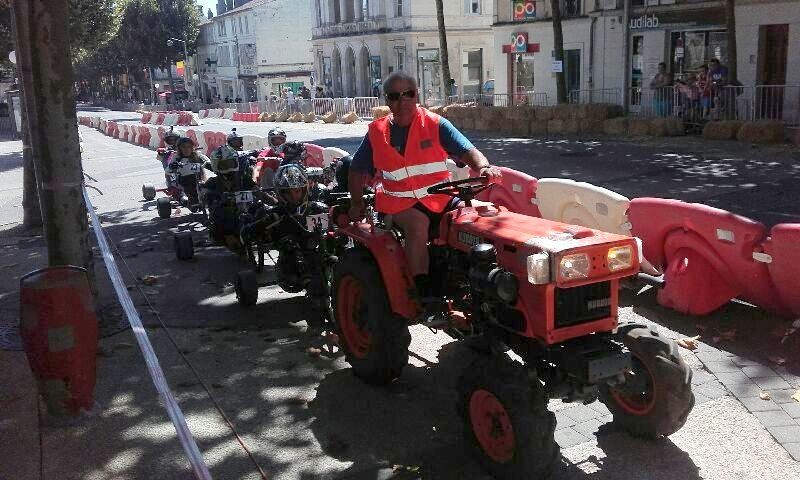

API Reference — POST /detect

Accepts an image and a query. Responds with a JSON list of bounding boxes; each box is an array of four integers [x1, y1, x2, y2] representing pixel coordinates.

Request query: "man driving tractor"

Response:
[[347, 71, 502, 309]]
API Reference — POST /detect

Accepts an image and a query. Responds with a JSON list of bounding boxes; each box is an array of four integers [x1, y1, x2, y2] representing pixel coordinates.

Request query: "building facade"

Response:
[[310, 0, 495, 104], [492, 0, 800, 108], [197, 0, 314, 103]]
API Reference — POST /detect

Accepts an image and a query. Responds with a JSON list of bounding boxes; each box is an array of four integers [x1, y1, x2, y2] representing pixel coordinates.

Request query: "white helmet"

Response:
[[274, 163, 309, 208]]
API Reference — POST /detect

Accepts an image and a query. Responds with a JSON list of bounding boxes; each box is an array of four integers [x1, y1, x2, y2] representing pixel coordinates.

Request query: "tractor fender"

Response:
[[338, 223, 418, 320]]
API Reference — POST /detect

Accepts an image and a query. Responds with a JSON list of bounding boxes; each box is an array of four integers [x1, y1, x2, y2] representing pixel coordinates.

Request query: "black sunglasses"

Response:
[[386, 89, 417, 102]]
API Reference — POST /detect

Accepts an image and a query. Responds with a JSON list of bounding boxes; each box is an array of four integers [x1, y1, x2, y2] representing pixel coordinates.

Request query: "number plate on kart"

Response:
[[306, 214, 329, 231], [234, 191, 254, 204], [457, 231, 482, 247], [179, 163, 201, 175]]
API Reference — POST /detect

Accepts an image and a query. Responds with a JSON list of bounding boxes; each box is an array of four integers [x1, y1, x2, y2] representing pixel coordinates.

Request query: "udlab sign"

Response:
[[630, 15, 659, 30]]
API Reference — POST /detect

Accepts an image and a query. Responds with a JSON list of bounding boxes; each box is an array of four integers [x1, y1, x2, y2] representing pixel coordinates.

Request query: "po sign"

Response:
[[512, 32, 528, 53]]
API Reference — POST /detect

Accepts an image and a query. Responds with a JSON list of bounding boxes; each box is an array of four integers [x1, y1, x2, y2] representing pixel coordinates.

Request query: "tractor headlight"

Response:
[[607, 246, 634, 272], [559, 253, 590, 280], [526, 252, 550, 284]]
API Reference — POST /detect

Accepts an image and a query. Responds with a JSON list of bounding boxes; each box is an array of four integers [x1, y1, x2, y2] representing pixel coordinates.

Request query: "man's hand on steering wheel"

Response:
[[478, 165, 502, 181]]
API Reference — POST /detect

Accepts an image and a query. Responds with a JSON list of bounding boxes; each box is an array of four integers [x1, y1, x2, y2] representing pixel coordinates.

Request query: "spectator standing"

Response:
[[649, 62, 673, 117], [315, 86, 325, 98], [697, 65, 711, 117]]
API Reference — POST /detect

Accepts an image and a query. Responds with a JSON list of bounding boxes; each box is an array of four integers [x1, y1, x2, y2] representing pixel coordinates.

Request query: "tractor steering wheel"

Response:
[[426, 176, 494, 207]]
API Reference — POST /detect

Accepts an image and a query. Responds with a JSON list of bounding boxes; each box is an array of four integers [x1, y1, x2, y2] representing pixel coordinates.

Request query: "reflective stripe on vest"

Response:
[[368, 106, 452, 214]]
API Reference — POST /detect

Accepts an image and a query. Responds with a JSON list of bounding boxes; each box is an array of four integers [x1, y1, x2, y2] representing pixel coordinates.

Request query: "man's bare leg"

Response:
[[392, 207, 430, 277]]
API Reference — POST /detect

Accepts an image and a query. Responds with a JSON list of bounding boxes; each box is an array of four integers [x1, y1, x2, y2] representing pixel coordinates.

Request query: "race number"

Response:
[[179, 163, 201, 176], [234, 191, 254, 204], [306, 214, 329, 231]]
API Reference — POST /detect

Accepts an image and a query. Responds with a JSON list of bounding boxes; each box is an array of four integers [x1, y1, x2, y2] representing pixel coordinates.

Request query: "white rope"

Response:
[[83, 188, 212, 480]]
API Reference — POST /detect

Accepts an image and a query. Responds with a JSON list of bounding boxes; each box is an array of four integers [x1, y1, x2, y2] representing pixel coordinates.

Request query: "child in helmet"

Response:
[[254, 127, 288, 188], [204, 137, 256, 247], [157, 126, 180, 168], [165, 137, 209, 209]]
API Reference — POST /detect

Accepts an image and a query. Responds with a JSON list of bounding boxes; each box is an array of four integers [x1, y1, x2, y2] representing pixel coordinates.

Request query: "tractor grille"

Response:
[[554, 282, 612, 329]]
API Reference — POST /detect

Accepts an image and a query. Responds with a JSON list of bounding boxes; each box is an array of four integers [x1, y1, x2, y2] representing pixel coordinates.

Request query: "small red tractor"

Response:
[[331, 177, 694, 479]]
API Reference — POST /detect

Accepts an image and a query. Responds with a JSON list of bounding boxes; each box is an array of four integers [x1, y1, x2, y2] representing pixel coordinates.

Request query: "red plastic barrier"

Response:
[[203, 130, 226, 156], [157, 127, 167, 148], [155, 113, 166, 125], [763, 224, 800, 317], [142, 112, 153, 124], [628, 198, 787, 316], [232, 112, 240, 121], [249, 102, 260, 114], [186, 129, 199, 149], [472, 166, 541, 218], [304, 143, 325, 168], [19, 266, 98, 415], [139, 126, 150, 146]]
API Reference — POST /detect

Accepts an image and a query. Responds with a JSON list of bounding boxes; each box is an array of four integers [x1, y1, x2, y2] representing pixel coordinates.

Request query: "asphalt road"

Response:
[[1, 110, 799, 479]]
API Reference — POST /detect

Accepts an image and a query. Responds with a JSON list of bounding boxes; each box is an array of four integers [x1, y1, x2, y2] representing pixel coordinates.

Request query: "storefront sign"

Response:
[[551, 60, 563, 73], [512, 32, 528, 53], [514, 1, 536, 20], [630, 15, 660, 30]]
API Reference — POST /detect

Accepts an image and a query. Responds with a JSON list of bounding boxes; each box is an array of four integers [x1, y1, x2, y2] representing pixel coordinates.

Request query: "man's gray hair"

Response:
[[383, 71, 417, 95]]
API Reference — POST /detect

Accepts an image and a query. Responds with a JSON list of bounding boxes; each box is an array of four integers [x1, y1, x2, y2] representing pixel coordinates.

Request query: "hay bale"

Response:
[[474, 117, 493, 131], [304, 112, 316, 123], [628, 119, 652, 136], [287, 112, 304, 123], [666, 117, 685, 136], [535, 106, 555, 121], [511, 118, 530, 136], [427, 105, 445, 116], [563, 118, 581, 134], [274, 110, 289, 122], [443, 105, 469, 120], [603, 117, 628, 135], [506, 106, 535, 121], [580, 119, 605, 134], [737, 120, 784, 144], [548, 119, 566, 135], [650, 118, 671, 137], [373, 106, 391, 120], [703, 120, 743, 140], [459, 117, 476, 131], [340, 112, 359, 124], [553, 104, 575, 120], [582, 104, 624, 121], [321, 111, 337, 123], [529, 119, 548, 136]]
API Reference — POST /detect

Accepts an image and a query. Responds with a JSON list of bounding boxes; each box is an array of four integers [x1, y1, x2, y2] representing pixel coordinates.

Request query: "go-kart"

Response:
[[330, 176, 694, 479], [142, 152, 208, 221]]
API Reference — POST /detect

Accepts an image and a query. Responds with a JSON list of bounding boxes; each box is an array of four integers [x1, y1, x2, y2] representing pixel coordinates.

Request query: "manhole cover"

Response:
[[0, 323, 22, 351]]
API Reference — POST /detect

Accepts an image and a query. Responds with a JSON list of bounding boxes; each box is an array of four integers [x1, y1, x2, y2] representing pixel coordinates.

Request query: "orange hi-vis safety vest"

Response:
[[368, 106, 452, 214]]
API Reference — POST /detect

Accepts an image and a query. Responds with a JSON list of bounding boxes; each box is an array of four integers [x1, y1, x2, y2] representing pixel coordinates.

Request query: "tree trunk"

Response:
[[435, 0, 452, 101], [12, 0, 91, 271], [725, 0, 738, 84], [11, 10, 43, 228], [551, 0, 567, 104]]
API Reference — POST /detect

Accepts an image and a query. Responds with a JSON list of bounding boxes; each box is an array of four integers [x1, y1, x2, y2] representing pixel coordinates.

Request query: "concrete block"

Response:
[[554, 428, 589, 449], [754, 410, 797, 428], [766, 389, 800, 404], [554, 410, 577, 430], [702, 120, 743, 140], [573, 418, 603, 436], [716, 371, 752, 385], [704, 360, 740, 374], [783, 443, 800, 461], [728, 382, 764, 399], [561, 404, 601, 423], [588, 402, 611, 416], [628, 118, 652, 136], [752, 376, 793, 391], [767, 425, 800, 444], [603, 117, 628, 135], [730, 355, 765, 367], [782, 402, 800, 419], [737, 120, 785, 144], [694, 383, 728, 400], [738, 396, 782, 413], [741, 365, 779, 378], [691, 370, 717, 386]]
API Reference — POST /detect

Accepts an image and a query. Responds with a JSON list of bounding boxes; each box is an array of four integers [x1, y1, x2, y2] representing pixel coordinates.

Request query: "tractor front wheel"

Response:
[[457, 356, 558, 480], [600, 327, 694, 439], [332, 247, 410, 385]]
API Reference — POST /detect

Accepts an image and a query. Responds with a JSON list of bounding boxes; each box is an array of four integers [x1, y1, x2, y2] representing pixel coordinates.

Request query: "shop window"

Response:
[[466, 0, 481, 14], [564, 49, 581, 93], [512, 53, 535, 92], [670, 30, 728, 80]]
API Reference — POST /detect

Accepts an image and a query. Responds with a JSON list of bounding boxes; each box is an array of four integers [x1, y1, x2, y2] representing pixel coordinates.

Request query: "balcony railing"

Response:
[[312, 17, 389, 38], [561, 0, 582, 17]]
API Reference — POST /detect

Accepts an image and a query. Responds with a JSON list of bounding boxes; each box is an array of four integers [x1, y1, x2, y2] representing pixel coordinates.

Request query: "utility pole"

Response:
[[435, 0, 452, 102], [622, 0, 631, 111], [11, 0, 91, 271], [551, 0, 567, 104]]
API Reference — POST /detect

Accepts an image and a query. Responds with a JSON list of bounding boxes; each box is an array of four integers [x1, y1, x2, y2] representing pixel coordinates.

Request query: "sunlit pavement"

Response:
[[0, 113, 798, 479]]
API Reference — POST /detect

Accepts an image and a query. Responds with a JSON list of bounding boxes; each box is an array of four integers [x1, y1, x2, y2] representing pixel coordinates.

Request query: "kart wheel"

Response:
[[332, 247, 410, 385], [142, 183, 156, 201], [235, 270, 258, 307], [156, 197, 172, 218], [457, 355, 558, 480], [173, 232, 194, 261], [600, 327, 694, 439]]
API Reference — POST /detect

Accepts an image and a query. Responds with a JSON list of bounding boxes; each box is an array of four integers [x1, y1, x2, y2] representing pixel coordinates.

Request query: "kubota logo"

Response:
[[587, 298, 611, 311]]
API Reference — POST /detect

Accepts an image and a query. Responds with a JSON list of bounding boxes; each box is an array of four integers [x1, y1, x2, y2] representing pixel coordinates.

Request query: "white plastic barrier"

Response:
[[446, 159, 471, 182], [148, 126, 161, 149], [193, 130, 207, 153], [222, 109, 235, 119], [535, 179, 631, 235], [189, 113, 202, 126], [322, 147, 349, 167], [213, 108, 224, 118], [164, 114, 179, 126], [243, 134, 265, 151]]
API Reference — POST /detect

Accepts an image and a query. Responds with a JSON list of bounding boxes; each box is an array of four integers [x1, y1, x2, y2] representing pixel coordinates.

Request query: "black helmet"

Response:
[[176, 136, 194, 148], [226, 128, 243, 149], [164, 126, 180, 144], [268, 127, 286, 148], [335, 155, 352, 191], [280, 141, 306, 164]]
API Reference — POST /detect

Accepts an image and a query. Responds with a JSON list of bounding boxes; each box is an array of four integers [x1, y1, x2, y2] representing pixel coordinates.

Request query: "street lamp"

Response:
[[167, 37, 190, 100]]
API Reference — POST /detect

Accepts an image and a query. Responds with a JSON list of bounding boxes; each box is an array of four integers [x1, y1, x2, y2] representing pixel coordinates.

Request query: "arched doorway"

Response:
[[332, 47, 343, 97], [358, 45, 371, 97], [344, 46, 356, 97]]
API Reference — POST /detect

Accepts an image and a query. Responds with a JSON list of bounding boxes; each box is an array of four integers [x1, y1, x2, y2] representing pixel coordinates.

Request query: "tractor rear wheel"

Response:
[[332, 247, 410, 385], [457, 355, 558, 480], [600, 327, 694, 439]]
